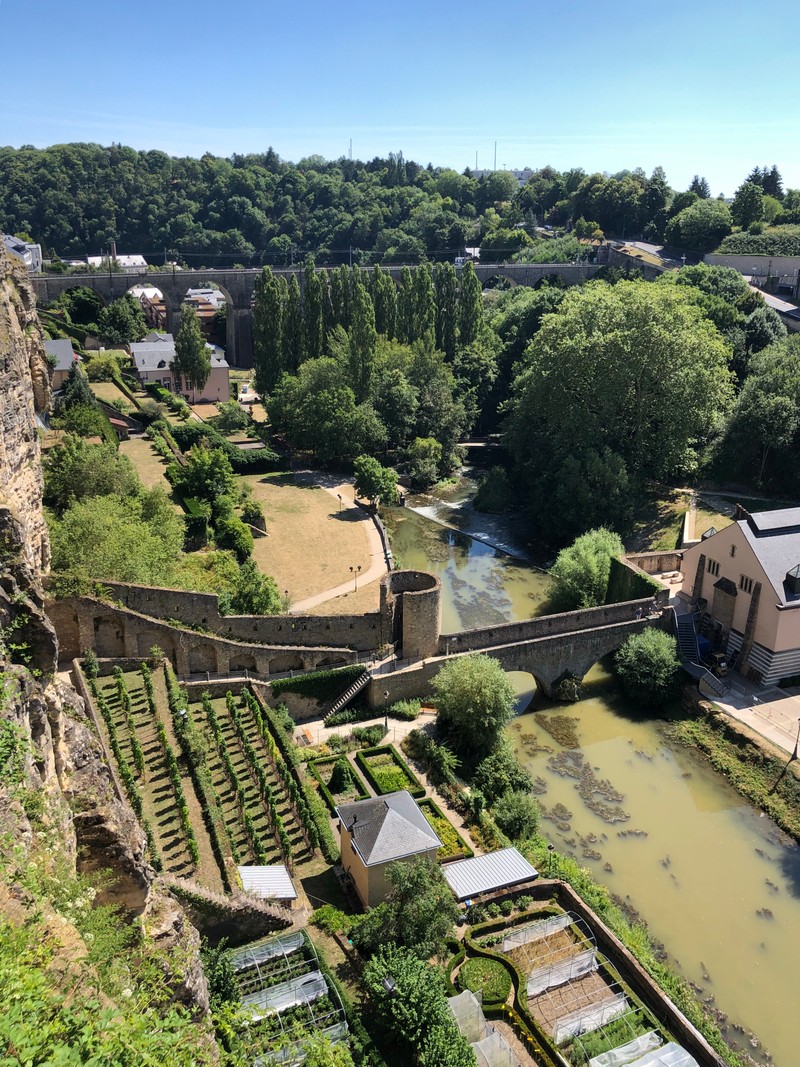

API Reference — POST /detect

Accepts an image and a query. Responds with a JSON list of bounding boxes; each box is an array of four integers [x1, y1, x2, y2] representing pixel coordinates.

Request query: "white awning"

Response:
[[442, 847, 538, 901], [238, 865, 297, 900]]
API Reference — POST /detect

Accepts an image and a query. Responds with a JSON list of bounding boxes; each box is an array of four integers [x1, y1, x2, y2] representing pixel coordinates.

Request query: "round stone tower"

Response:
[[380, 570, 441, 659]]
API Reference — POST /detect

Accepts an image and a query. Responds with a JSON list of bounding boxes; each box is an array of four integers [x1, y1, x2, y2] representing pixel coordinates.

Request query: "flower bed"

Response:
[[308, 756, 370, 813], [417, 798, 473, 861], [355, 744, 425, 798]]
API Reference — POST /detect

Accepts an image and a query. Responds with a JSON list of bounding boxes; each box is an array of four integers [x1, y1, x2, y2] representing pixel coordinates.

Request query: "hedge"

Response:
[[168, 419, 283, 473], [417, 798, 473, 861], [355, 745, 425, 799], [271, 664, 366, 704], [308, 756, 370, 814]]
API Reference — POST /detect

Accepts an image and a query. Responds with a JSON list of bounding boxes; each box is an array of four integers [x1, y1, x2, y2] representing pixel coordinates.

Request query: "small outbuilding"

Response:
[[442, 846, 538, 902], [336, 791, 442, 908], [237, 865, 297, 902]]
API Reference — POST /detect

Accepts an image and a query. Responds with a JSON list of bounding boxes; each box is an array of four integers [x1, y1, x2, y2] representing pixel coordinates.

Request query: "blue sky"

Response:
[[1, 0, 797, 196]]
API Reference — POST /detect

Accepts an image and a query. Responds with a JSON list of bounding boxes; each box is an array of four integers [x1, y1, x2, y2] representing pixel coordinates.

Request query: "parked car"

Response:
[[238, 382, 258, 404]]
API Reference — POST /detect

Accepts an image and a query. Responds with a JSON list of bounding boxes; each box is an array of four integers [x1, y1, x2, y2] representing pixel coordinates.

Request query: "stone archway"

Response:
[[93, 616, 124, 657], [270, 652, 305, 673], [189, 644, 217, 675]]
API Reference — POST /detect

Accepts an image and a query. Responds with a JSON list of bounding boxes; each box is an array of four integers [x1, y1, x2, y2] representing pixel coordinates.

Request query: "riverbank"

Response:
[[671, 698, 800, 843]]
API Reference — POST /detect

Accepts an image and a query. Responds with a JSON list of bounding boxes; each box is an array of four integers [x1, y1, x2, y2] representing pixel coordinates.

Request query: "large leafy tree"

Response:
[[615, 630, 682, 707], [458, 261, 483, 346], [664, 198, 732, 252], [505, 281, 734, 541], [432, 653, 516, 760], [98, 294, 147, 345], [173, 304, 211, 395], [44, 435, 138, 514], [731, 181, 765, 229], [353, 454, 398, 507], [550, 528, 625, 609]]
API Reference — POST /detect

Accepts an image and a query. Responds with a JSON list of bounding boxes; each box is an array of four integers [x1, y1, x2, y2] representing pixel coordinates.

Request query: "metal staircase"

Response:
[[322, 669, 372, 722], [675, 611, 700, 662]]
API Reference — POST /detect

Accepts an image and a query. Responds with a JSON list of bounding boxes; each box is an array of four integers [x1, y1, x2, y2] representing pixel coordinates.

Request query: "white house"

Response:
[[3, 234, 43, 273], [130, 332, 230, 403], [86, 253, 148, 273]]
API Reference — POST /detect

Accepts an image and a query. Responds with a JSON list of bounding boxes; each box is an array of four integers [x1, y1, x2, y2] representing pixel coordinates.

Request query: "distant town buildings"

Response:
[[130, 331, 230, 403], [86, 253, 149, 273], [3, 234, 43, 273], [43, 338, 79, 389]]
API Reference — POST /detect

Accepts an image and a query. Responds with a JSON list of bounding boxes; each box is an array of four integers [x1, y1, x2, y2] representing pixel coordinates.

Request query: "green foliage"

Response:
[[215, 399, 250, 432], [473, 742, 534, 803], [49, 487, 185, 585], [84, 350, 123, 381], [473, 466, 514, 513], [167, 419, 281, 473], [492, 789, 540, 840], [731, 181, 765, 229], [174, 304, 211, 393], [432, 653, 516, 761], [98, 294, 147, 345], [201, 939, 240, 1011], [505, 282, 734, 542], [457, 956, 512, 1005], [716, 224, 800, 256], [310, 903, 354, 936], [664, 197, 732, 251], [214, 514, 254, 561], [356, 745, 425, 797], [362, 946, 475, 1067], [43, 434, 139, 514], [406, 435, 443, 489], [272, 665, 366, 703], [0, 718, 27, 787], [550, 527, 625, 609], [417, 799, 473, 860], [355, 857, 460, 960], [168, 444, 236, 504], [615, 629, 682, 707], [353, 454, 399, 507], [218, 558, 284, 615]]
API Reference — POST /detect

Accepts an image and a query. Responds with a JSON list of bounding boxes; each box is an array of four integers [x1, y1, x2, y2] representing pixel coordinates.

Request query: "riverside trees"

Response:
[[504, 280, 734, 541]]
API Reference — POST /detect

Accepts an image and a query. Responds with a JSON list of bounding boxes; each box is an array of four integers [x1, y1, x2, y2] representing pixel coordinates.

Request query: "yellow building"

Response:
[[680, 506, 800, 684], [336, 791, 442, 909]]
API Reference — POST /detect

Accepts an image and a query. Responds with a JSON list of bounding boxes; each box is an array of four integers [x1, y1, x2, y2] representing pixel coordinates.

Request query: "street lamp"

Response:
[[382, 975, 397, 997], [384, 689, 390, 731], [547, 842, 555, 877], [680, 253, 686, 270], [793, 718, 800, 761], [350, 564, 362, 590], [337, 493, 342, 513]]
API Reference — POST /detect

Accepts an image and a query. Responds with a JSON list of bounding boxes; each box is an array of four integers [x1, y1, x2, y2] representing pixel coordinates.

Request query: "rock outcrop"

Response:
[[0, 250, 209, 1015]]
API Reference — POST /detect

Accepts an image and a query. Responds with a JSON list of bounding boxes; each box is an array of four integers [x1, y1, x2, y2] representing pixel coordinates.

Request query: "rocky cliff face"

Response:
[[0, 251, 209, 1015]]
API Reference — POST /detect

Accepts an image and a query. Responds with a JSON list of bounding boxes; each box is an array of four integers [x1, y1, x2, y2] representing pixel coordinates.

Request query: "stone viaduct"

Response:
[[31, 262, 603, 368], [48, 570, 668, 704]]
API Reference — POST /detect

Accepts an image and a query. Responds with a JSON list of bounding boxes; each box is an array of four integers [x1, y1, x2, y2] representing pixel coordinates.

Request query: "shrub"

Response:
[[615, 628, 682, 707], [458, 956, 512, 1005], [351, 723, 388, 748], [214, 515, 253, 560], [493, 790, 540, 841]]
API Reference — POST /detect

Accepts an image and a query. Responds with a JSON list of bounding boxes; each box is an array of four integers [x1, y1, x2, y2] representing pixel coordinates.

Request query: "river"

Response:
[[384, 482, 800, 1067]]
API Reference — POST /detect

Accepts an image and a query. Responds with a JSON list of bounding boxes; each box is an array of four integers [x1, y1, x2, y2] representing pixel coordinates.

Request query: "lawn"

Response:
[[243, 475, 372, 602], [89, 380, 133, 408], [119, 436, 175, 493], [627, 488, 691, 552]]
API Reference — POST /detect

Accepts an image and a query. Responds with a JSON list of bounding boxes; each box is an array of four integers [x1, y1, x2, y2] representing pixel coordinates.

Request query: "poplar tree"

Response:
[[321, 270, 335, 342], [397, 266, 415, 344], [331, 263, 351, 331], [173, 304, 211, 396], [253, 266, 284, 395], [283, 274, 303, 372], [349, 276, 378, 402], [458, 261, 483, 346], [434, 262, 458, 360], [372, 264, 397, 338], [412, 263, 436, 346], [303, 257, 324, 361]]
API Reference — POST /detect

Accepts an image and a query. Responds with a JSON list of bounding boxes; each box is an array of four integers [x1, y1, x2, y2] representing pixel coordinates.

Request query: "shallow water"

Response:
[[508, 666, 800, 1067], [382, 506, 553, 633]]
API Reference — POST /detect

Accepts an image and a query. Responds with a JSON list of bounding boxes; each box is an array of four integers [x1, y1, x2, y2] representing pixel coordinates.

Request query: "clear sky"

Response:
[[1, 0, 797, 196]]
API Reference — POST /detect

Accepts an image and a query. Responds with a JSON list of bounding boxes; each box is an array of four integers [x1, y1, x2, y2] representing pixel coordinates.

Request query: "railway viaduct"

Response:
[[31, 262, 603, 368]]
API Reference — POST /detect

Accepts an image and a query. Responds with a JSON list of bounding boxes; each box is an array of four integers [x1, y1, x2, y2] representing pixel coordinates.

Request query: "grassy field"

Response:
[[89, 380, 134, 407], [118, 436, 176, 492], [243, 475, 372, 602], [627, 489, 691, 552]]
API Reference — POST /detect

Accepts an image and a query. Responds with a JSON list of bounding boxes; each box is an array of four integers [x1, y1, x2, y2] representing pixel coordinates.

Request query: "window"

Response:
[[740, 575, 754, 594], [730, 545, 737, 558], [707, 559, 720, 577]]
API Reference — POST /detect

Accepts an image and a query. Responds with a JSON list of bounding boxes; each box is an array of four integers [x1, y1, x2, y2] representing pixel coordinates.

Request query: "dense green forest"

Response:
[[2, 143, 798, 264]]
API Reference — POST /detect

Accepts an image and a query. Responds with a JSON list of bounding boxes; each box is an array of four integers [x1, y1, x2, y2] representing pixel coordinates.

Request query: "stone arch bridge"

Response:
[[31, 262, 603, 368]]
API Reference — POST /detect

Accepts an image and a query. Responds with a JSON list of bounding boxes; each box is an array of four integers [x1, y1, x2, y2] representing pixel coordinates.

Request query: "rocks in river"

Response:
[[617, 828, 648, 839], [603, 862, 613, 873], [661, 855, 671, 868], [756, 907, 774, 920], [531, 776, 548, 795], [538, 714, 581, 749], [583, 848, 602, 860], [765, 879, 779, 894]]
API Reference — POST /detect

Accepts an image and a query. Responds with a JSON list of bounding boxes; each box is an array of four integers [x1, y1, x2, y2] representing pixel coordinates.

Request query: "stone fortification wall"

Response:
[[90, 579, 387, 651], [624, 550, 683, 575], [48, 596, 358, 679]]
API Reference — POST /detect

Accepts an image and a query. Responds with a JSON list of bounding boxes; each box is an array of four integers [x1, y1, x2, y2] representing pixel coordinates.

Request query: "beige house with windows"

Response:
[[336, 791, 441, 908], [680, 506, 800, 684]]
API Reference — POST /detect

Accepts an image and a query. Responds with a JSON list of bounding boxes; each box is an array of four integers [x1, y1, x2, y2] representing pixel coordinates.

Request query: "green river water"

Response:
[[384, 497, 800, 1067]]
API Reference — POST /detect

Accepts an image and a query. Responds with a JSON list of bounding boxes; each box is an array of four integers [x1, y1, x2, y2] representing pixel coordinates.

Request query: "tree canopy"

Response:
[[173, 304, 211, 394], [550, 528, 626, 610], [504, 281, 734, 541], [432, 653, 517, 760], [615, 629, 682, 707]]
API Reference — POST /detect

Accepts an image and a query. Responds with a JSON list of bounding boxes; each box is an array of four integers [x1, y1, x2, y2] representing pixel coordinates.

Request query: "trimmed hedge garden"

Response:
[[355, 745, 425, 798], [457, 957, 511, 1006], [417, 798, 473, 861], [308, 756, 370, 813]]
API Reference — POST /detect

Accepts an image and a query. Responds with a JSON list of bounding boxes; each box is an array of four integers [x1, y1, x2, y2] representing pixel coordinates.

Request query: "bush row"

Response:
[[243, 689, 339, 862], [272, 664, 366, 704], [164, 663, 233, 886], [112, 666, 145, 775], [89, 679, 143, 818], [325, 697, 420, 728], [168, 418, 283, 473]]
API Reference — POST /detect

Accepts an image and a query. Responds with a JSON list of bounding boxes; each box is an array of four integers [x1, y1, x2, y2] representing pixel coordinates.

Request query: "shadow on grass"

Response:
[[299, 865, 351, 913]]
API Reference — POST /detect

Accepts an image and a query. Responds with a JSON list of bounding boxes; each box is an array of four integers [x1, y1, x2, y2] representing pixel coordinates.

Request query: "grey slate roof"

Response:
[[44, 338, 78, 372], [336, 790, 441, 866], [739, 509, 800, 606]]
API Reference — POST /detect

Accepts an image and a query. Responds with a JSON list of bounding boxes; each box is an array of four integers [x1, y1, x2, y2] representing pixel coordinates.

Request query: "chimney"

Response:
[[110, 240, 117, 261]]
